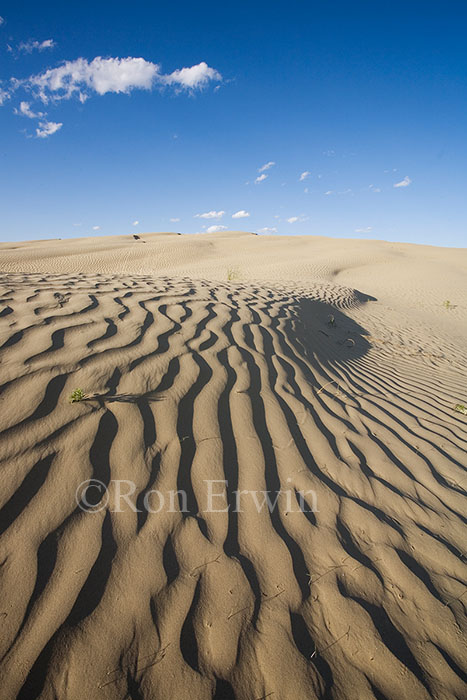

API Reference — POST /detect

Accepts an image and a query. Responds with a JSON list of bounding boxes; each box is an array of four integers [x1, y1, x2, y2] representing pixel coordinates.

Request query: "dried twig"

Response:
[[310, 626, 350, 659], [227, 605, 251, 620], [190, 554, 222, 577], [98, 644, 170, 688], [262, 587, 285, 602]]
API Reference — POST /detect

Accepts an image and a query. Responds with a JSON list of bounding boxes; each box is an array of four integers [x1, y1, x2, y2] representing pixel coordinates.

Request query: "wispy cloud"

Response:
[[36, 120, 62, 138], [132, 220, 139, 226], [324, 190, 333, 196], [369, 184, 381, 193], [170, 217, 180, 222], [255, 173, 267, 184], [206, 224, 227, 233], [355, 226, 373, 233], [14, 101, 45, 119], [195, 210, 225, 219], [258, 161, 275, 172], [0, 16, 4, 26], [232, 210, 250, 219], [299, 171, 310, 181], [18, 39, 55, 54], [92, 225, 100, 230], [257, 227, 277, 234], [393, 176, 412, 188], [286, 215, 308, 224], [0, 87, 10, 105]]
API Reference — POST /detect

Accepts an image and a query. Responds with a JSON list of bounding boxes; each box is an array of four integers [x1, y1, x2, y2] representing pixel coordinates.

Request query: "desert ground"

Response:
[[0, 230, 466, 700]]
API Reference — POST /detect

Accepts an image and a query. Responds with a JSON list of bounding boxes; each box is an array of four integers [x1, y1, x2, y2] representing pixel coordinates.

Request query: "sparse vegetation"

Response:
[[70, 388, 86, 403], [227, 267, 240, 281], [443, 300, 454, 310], [454, 403, 467, 415]]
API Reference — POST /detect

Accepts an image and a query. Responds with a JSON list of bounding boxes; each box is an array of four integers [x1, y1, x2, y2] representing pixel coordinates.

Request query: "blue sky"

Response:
[[0, 0, 466, 246]]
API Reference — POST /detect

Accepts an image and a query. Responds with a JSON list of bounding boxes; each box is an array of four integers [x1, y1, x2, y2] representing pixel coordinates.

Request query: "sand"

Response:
[[0, 231, 466, 700]]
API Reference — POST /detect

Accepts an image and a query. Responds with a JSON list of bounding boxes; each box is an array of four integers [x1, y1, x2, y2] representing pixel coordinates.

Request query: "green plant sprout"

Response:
[[70, 388, 86, 403]]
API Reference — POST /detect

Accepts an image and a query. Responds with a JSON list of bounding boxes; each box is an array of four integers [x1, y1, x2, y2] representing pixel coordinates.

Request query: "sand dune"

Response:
[[0, 232, 466, 699]]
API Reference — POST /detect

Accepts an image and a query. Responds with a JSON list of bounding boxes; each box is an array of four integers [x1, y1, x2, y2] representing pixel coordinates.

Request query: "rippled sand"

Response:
[[0, 232, 466, 699]]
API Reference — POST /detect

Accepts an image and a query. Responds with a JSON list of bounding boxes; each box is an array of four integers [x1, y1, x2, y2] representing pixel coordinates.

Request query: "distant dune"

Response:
[[0, 232, 466, 699]]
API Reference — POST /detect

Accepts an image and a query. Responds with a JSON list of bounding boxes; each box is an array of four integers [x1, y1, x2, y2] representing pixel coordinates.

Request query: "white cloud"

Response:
[[170, 217, 180, 222], [0, 88, 10, 105], [15, 101, 45, 118], [195, 210, 225, 219], [369, 184, 381, 193], [35, 120, 62, 138], [163, 61, 221, 90], [299, 171, 310, 181], [324, 190, 333, 195], [258, 161, 275, 172], [304, 187, 309, 193], [18, 39, 55, 54], [23, 57, 220, 103], [287, 216, 299, 224], [355, 227, 373, 233], [92, 225, 100, 230], [257, 227, 277, 234], [394, 176, 412, 188], [255, 173, 267, 184], [5, 55, 221, 140], [206, 224, 228, 233], [232, 210, 250, 219], [132, 220, 139, 226], [0, 16, 4, 25], [27, 57, 159, 102]]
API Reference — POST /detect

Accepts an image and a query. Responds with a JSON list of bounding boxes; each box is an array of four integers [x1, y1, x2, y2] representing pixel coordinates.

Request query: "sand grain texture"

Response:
[[0, 232, 466, 699]]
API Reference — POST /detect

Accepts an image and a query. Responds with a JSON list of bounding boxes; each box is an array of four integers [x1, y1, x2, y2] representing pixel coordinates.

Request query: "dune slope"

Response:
[[0, 233, 466, 700]]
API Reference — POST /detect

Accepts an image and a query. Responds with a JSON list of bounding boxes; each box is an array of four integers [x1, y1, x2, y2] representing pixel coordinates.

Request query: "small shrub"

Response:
[[454, 404, 467, 415], [227, 267, 240, 281], [443, 300, 453, 310], [70, 388, 86, 403]]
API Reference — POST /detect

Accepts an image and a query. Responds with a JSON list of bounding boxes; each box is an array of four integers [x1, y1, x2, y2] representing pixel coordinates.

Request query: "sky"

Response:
[[0, 0, 466, 246]]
